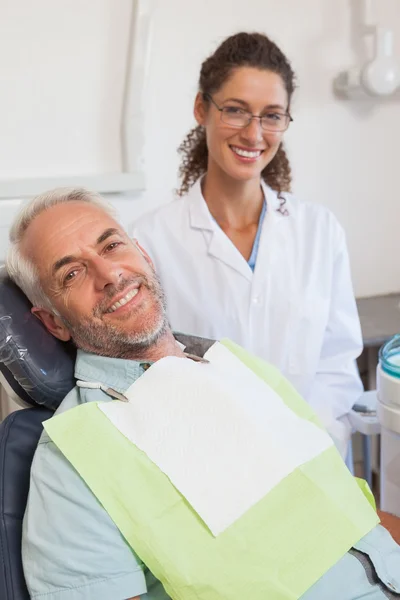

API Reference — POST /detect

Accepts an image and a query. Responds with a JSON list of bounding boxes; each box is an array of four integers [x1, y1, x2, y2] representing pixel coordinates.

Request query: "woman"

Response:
[[133, 32, 363, 456]]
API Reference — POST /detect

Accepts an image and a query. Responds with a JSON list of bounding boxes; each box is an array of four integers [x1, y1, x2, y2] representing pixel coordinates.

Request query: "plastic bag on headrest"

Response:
[[0, 269, 76, 411]]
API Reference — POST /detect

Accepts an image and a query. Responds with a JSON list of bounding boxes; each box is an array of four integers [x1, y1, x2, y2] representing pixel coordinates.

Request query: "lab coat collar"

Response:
[[261, 180, 282, 212], [187, 178, 283, 281], [188, 178, 215, 232]]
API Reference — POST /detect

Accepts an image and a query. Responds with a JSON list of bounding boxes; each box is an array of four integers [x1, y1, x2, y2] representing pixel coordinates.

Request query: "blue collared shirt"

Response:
[[22, 350, 400, 599], [247, 200, 267, 272]]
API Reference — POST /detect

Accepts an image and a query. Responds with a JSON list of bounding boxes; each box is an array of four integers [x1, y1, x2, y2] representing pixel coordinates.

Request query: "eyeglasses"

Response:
[[204, 93, 293, 133]]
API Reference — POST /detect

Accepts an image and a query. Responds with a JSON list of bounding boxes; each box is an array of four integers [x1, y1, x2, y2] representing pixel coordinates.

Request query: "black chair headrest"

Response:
[[0, 268, 76, 411]]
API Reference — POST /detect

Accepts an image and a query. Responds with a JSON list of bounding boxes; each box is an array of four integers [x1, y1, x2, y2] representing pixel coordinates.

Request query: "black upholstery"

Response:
[[0, 268, 76, 411], [0, 365, 33, 409], [0, 269, 76, 600], [0, 408, 52, 599]]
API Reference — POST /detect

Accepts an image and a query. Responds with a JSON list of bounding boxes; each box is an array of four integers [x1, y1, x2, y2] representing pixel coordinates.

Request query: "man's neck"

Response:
[[126, 329, 186, 363], [143, 330, 185, 362]]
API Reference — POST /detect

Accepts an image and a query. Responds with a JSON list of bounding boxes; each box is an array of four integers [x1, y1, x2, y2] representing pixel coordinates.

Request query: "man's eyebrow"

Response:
[[96, 228, 120, 245], [52, 255, 76, 275]]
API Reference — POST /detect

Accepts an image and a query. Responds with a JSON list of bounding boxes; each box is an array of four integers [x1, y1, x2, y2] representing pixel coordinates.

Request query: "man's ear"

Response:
[[194, 91, 207, 126], [133, 239, 154, 269], [31, 307, 71, 342]]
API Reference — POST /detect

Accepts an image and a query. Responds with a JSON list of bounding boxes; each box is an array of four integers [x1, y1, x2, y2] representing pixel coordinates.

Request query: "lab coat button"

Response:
[[252, 296, 261, 305]]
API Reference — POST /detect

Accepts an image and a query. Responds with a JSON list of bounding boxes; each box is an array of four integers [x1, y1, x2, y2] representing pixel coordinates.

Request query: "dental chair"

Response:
[[0, 268, 76, 599], [0, 268, 214, 599]]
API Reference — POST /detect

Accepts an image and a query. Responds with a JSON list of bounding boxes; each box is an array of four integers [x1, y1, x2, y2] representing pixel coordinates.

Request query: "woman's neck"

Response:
[[201, 166, 264, 230]]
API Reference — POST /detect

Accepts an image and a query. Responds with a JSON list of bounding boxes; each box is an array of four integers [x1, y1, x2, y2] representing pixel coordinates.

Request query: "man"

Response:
[[6, 187, 400, 600]]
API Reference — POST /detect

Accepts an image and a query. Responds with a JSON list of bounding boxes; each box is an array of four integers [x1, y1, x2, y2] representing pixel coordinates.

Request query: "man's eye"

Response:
[[64, 270, 78, 283], [105, 242, 121, 252]]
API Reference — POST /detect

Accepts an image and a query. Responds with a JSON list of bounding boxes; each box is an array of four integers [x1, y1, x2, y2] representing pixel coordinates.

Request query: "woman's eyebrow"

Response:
[[222, 98, 286, 111], [222, 97, 248, 105]]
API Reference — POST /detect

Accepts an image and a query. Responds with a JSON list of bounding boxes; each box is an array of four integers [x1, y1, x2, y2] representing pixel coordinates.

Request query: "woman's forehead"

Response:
[[217, 67, 287, 104]]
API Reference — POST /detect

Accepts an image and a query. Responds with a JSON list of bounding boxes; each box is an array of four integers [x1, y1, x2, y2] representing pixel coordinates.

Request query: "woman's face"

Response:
[[194, 67, 289, 183]]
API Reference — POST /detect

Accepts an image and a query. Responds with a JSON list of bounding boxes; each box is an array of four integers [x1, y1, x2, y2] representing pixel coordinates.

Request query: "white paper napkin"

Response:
[[100, 342, 332, 536]]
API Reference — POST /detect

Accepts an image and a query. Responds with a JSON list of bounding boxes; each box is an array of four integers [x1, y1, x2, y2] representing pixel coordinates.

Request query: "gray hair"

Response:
[[6, 187, 115, 310]]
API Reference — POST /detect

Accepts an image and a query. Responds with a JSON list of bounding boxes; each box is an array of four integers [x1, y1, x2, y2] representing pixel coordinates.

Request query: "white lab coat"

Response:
[[133, 179, 363, 455]]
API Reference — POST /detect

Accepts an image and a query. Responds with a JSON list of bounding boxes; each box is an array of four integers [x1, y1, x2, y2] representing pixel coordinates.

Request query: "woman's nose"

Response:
[[240, 117, 264, 144]]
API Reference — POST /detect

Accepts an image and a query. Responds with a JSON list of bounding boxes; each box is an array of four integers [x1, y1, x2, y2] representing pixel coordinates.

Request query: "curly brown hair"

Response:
[[177, 32, 296, 196]]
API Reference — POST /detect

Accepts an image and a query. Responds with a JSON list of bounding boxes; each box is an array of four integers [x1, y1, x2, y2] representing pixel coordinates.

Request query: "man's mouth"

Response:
[[230, 145, 264, 159], [106, 287, 140, 313]]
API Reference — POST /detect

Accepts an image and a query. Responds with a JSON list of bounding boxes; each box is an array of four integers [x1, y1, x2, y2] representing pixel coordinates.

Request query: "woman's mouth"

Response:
[[230, 145, 264, 162]]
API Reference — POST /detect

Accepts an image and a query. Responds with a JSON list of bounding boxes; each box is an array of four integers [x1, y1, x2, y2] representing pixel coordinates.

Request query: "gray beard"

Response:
[[62, 273, 170, 360]]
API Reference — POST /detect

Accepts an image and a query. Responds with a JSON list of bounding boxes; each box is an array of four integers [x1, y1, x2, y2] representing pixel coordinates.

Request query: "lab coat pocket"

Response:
[[288, 295, 330, 380]]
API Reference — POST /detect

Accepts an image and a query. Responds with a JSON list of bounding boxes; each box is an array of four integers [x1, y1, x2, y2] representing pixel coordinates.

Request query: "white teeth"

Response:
[[107, 288, 139, 313], [231, 146, 262, 158]]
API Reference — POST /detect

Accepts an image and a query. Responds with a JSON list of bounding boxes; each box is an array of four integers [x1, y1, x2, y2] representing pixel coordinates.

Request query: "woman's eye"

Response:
[[265, 113, 282, 121], [224, 106, 246, 115]]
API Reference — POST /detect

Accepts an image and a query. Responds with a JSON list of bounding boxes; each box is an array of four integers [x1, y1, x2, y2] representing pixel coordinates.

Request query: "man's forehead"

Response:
[[52, 227, 125, 274], [24, 201, 126, 269]]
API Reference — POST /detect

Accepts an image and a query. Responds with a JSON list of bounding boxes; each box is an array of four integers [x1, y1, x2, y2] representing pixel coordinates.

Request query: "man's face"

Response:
[[22, 201, 168, 358]]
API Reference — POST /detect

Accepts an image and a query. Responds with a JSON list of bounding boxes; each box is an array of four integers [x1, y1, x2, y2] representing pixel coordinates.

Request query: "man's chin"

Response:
[[104, 303, 164, 331], [73, 312, 168, 358]]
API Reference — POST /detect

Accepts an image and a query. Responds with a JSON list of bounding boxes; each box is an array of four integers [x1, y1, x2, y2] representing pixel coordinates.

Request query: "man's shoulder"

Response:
[[36, 386, 80, 446], [23, 389, 149, 599], [55, 384, 81, 413], [39, 380, 117, 447]]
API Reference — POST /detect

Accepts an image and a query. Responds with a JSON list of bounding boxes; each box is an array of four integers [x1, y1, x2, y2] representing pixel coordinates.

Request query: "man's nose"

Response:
[[92, 256, 123, 290], [241, 117, 264, 144]]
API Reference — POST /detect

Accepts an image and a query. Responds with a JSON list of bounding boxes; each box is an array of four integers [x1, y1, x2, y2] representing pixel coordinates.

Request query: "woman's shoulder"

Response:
[[270, 189, 347, 256], [280, 190, 344, 234]]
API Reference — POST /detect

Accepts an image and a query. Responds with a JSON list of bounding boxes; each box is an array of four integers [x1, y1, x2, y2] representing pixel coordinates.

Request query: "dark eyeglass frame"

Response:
[[203, 93, 293, 132]]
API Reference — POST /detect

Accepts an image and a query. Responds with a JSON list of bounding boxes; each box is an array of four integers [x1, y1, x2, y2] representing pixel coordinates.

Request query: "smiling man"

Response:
[[7, 188, 183, 364], [6, 187, 400, 600]]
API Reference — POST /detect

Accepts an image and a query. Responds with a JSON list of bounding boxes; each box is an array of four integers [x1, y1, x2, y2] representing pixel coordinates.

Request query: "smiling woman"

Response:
[[133, 32, 364, 460]]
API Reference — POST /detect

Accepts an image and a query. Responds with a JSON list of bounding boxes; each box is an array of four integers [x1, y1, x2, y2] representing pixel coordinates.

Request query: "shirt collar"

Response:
[[74, 336, 205, 394], [74, 349, 149, 394]]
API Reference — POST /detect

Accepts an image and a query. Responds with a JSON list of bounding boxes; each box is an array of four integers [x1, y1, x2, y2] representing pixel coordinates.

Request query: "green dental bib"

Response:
[[44, 339, 379, 600]]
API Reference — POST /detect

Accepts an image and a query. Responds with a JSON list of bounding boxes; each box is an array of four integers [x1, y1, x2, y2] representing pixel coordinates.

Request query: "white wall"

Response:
[[1, 0, 399, 297]]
